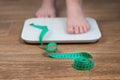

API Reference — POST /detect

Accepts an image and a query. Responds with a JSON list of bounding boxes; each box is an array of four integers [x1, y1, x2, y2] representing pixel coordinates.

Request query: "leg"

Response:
[[66, 0, 90, 34], [36, 0, 56, 18]]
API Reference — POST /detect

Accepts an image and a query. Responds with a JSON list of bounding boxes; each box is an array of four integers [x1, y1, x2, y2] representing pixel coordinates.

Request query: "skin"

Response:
[[36, 0, 90, 34], [36, 0, 56, 18]]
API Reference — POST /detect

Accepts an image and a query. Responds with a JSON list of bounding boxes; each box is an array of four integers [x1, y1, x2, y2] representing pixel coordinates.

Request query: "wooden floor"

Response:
[[0, 0, 120, 80]]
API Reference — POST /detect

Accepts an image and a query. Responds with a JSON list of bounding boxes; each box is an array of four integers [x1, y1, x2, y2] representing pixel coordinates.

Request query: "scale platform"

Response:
[[21, 17, 102, 43]]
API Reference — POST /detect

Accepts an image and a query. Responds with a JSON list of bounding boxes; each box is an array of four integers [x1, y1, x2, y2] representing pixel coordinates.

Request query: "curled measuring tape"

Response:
[[30, 23, 95, 70]]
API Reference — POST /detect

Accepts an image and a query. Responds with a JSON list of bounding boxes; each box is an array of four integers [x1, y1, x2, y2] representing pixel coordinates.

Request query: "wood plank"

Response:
[[0, 0, 120, 80]]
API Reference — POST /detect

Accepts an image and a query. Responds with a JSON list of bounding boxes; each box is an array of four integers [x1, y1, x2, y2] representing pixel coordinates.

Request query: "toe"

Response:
[[74, 26, 79, 34], [79, 26, 84, 33], [44, 14, 49, 18], [83, 26, 88, 33], [37, 13, 44, 18], [67, 26, 74, 34], [82, 22, 90, 33], [36, 13, 40, 18], [48, 14, 56, 18], [38, 14, 42, 18], [51, 14, 56, 18], [43, 13, 48, 18], [36, 11, 43, 18]]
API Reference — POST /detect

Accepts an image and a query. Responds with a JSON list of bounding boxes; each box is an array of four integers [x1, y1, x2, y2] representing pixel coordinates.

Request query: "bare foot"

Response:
[[36, 0, 56, 18], [66, 0, 90, 34]]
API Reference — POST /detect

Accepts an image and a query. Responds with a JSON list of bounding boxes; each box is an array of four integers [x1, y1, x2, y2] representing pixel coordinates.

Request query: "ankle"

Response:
[[42, 0, 56, 7], [66, 0, 82, 6], [66, 0, 84, 17]]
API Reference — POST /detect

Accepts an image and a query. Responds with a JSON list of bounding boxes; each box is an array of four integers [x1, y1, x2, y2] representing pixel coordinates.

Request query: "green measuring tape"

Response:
[[30, 23, 95, 70]]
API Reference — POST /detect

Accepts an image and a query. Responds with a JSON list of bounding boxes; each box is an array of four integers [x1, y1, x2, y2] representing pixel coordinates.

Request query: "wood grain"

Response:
[[0, 0, 120, 80]]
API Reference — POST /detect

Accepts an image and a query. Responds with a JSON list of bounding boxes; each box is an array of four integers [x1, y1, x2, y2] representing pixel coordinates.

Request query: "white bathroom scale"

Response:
[[21, 17, 102, 43]]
